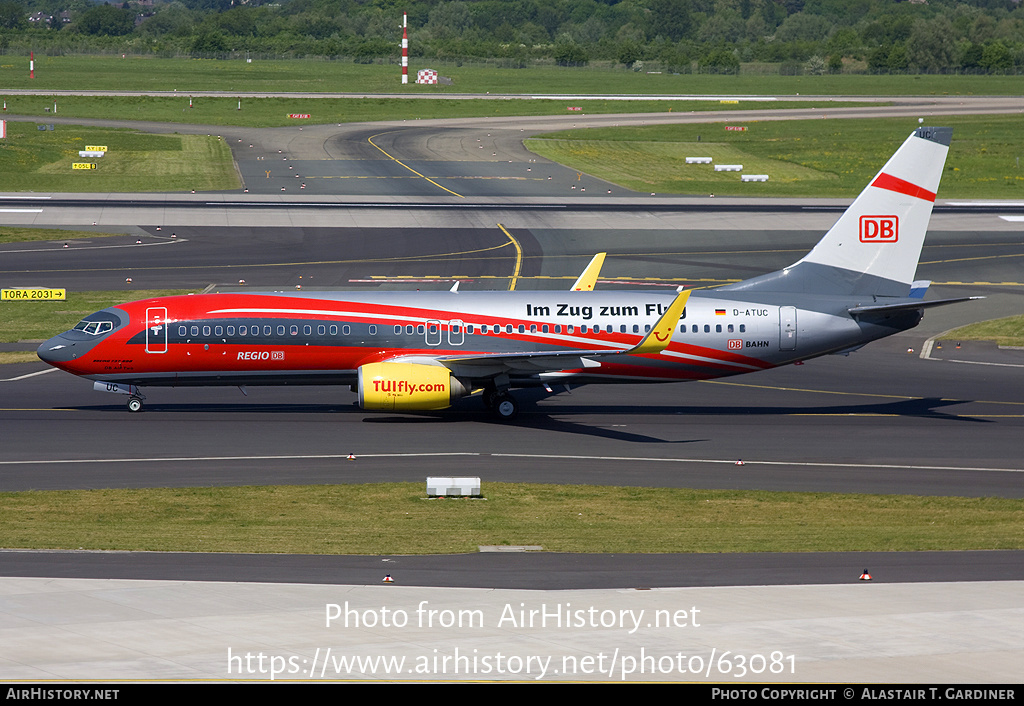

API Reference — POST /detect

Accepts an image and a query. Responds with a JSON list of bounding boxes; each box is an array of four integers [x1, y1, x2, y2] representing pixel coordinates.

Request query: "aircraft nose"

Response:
[[37, 334, 79, 365]]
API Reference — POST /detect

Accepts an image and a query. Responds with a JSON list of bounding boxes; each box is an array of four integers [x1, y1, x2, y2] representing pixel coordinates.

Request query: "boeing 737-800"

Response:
[[38, 126, 974, 419]]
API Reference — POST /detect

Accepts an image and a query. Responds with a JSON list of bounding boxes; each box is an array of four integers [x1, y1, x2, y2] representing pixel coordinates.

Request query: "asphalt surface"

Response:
[[2, 104, 1024, 591], [2, 98, 1024, 683]]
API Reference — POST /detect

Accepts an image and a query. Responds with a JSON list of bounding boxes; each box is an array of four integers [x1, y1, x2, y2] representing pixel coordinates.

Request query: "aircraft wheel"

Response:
[[127, 397, 143, 413], [483, 390, 499, 410], [493, 393, 518, 420]]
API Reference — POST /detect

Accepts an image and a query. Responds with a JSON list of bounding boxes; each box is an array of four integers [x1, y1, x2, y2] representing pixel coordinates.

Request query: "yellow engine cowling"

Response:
[[357, 362, 471, 411]]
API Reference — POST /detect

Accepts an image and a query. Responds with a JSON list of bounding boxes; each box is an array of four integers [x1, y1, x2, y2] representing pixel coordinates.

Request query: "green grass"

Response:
[[0, 226, 129, 244], [0, 352, 38, 364], [526, 114, 1024, 198], [1, 289, 189, 342], [3, 55, 1024, 95], [0, 121, 239, 192], [1, 483, 1020, 554], [944, 315, 1024, 347]]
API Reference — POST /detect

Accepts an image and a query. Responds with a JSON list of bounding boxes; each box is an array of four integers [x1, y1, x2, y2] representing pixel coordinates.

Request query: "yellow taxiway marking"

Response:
[[921, 252, 1024, 266], [366, 132, 464, 198], [496, 224, 522, 291]]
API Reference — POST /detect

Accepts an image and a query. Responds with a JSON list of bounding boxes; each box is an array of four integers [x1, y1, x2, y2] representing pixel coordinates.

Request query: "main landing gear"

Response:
[[127, 396, 144, 413], [483, 390, 519, 420]]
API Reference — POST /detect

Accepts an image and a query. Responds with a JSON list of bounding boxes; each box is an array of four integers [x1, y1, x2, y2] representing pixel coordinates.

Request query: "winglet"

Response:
[[570, 253, 606, 291], [629, 289, 691, 355], [908, 280, 930, 299]]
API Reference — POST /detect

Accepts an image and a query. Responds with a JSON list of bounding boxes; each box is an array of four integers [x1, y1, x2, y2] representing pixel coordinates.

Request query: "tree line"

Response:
[[1, 0, 1023, 75]]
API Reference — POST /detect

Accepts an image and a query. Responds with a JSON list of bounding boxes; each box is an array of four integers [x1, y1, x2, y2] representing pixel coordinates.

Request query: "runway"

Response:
[[2, 103, 1023, 681]]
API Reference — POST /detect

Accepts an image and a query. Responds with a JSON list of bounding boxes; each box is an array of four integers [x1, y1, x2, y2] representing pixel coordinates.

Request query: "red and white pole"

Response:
[[401, 13, 408, 85], [30, 51, 34, 80]]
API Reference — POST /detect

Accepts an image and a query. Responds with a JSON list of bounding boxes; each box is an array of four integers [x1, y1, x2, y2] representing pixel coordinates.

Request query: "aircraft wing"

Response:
[[394, 289, 691, 375]]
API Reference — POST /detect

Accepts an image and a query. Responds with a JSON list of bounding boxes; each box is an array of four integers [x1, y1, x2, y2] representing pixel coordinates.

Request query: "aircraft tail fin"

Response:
[[722, 126, 951, 297]]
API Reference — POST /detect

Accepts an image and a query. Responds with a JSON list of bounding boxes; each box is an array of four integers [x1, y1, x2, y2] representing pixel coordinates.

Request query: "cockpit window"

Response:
[[69, 309, 124, 336], [73, 320, 114, 335]]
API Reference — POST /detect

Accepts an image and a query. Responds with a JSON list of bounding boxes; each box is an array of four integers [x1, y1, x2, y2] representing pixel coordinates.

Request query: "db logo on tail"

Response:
[[859, 215, 899, 243]]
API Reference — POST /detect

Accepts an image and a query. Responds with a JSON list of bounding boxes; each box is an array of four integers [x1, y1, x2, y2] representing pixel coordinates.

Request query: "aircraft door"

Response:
[[425, 320, 442, 346], [448, 319, 465, 346], [145, 307, 168, 354], [779, 306, 797, 351]]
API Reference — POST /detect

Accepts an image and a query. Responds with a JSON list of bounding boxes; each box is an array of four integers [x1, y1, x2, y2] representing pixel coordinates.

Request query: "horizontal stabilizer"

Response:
[[849, 296, 983, 316]]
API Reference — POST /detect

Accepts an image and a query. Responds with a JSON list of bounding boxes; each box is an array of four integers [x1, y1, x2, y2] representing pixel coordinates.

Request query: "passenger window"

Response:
[[227, 326, 235, 336], [395, 325, 402, 335], [739, 324, 746, 333], [529, 324, 536, 333], [369, 325, 377, 335], [264, 326, 272, 336], [542, 325, 548, 333], [728, 324, 734, 333], [716, 325, 722, 333], [704, 325, 710, 333], [342, 325, 351, 336], [240, 326, 247, 336], [277, 325, 285, 336], [203, 326, 211, 336], [330, 325, 338, 336], [318, 325, 326, 335], [505, 324, 512, 334], [291, 325, 298, 336], [304, 325, 311, 335], [191, 326, 199, 336], [179, 326, 187, 336], [215, 326, 223, 336]]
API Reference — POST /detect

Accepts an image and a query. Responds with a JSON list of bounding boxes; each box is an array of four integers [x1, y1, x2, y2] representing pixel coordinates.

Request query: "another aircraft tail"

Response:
[[722, 126, 952, 297]]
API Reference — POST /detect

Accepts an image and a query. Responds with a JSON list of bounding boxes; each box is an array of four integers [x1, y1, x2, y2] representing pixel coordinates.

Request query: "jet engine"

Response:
[[357, 362, 471, 411]]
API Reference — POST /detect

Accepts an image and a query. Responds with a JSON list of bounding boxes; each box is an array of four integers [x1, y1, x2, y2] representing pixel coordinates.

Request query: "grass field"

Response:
[[527, 114, 1024, 197], [0, 121, 239, 192], [944, 315, 1024, 347], [3, 55, 1024, 95], [1, 289, 189, 342], [0, 226, 129, 244], [2, 483, 1020, 554]]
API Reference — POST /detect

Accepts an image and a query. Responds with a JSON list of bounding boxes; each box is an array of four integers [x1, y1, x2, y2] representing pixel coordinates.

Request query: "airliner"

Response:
[[38, 126, 974, 419]]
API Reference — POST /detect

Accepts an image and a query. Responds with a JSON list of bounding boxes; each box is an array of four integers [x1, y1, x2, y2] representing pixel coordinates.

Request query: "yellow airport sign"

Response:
[[85, 145, 108, 151], [2, 288, 66, 300], [72, 163, 97, 170]]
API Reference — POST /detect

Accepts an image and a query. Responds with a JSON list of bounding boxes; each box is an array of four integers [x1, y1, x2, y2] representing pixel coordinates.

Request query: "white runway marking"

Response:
[[0, 367, 57, 382], [0, 450, 1019, 473]]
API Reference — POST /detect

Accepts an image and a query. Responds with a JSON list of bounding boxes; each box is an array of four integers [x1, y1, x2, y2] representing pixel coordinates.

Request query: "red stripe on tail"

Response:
[[870, 172, 936, 202]]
